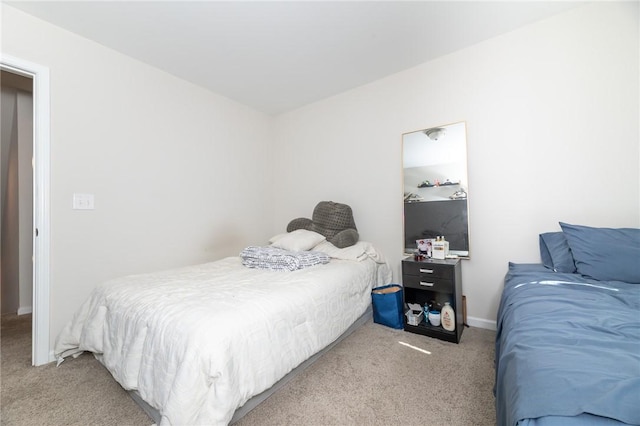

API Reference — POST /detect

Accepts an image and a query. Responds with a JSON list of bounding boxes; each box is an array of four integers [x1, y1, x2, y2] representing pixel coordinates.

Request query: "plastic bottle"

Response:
[[441, 302, 455, 331], [433, 236, 445, 259], [442, 236, 450, 257]]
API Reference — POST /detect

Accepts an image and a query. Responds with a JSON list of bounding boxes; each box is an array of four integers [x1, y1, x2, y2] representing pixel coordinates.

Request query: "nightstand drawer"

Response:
[[402, 261, 454, 280], [402, 275, 453, 293]]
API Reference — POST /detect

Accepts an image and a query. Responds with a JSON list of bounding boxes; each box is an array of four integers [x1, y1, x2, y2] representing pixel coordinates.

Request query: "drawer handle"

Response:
[[419, 281, 435, 287], [419, 268, 434, 274]]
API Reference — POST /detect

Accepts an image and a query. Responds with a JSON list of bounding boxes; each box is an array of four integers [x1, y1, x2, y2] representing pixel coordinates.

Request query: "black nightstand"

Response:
[[402, 257, 463, 343]]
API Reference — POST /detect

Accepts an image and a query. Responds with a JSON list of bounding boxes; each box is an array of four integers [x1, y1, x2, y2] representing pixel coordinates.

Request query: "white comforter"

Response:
[[55, 255, 391, 425]]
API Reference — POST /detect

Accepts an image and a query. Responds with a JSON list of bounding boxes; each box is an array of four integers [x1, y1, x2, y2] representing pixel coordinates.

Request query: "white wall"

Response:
[[2, 5, 275, 353], [1, 2, 638, 357], [273, 2, 639, 328]]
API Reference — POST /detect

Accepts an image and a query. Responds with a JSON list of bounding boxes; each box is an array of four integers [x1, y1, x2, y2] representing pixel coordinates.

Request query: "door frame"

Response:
[[1, 54, 51, 366]]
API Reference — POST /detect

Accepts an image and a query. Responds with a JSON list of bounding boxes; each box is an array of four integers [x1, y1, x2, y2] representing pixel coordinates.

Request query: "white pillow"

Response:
[[313, 240, 386, 263], [268, 233, 288, 244], [270, 229, 326, 252]]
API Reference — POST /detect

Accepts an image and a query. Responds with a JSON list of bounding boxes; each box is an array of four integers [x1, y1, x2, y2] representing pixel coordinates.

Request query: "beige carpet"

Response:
[[0, 313, 152, 425], [1, 313, 496, 425]]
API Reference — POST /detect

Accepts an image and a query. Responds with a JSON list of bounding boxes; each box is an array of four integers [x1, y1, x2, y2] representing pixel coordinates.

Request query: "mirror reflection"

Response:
[[403, 121, 470, 257]]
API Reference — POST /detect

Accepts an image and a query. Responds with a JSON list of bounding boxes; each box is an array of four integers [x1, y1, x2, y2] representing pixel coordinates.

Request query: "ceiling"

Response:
[[6, 1, 583, 115]]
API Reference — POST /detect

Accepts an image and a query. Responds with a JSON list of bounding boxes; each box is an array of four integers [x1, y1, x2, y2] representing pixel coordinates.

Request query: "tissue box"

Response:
[[405, 309, 424, 326]]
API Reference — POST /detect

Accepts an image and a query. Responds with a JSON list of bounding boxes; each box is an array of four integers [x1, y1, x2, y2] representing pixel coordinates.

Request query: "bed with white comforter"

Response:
[[55, 242, 391, 425]]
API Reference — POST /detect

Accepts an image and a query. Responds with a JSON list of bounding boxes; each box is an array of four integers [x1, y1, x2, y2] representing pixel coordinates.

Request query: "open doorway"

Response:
[[1, 70, 34, 319], [1, 55, 51, 366]]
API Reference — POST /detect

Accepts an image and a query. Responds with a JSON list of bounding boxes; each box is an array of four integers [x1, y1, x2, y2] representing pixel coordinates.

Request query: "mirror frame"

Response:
[[402, 121, 470, 258]]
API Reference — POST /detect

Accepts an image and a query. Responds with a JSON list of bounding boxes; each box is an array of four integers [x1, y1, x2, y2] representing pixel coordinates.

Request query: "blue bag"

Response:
[[371, 284, 404, 329]]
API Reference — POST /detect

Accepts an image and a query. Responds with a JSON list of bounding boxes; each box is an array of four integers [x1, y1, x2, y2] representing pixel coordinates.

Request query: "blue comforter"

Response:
[[495, 263, 640, 426]]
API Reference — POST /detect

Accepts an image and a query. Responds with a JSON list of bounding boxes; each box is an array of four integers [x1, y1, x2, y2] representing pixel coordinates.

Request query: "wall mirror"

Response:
[[403, 121, 470, 257]]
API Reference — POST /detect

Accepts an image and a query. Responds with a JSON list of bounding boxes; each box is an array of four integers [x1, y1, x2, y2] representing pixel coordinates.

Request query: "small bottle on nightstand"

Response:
[[433, 237, 446, 259], [441, 302, 455, 331]]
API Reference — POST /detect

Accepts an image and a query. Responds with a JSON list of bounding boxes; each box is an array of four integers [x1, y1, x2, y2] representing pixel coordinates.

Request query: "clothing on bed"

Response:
[[240, 245, 330, 271], [495, 263, 640, 426]]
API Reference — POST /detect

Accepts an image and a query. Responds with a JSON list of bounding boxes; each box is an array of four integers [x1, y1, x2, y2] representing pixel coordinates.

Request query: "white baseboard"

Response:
[[467, 316, 497, 331], [17, 306, 32, 315]]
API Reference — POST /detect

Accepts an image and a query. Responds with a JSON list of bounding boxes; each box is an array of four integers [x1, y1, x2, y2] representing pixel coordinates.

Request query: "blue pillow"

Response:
[[559, 222, 640, 283], [539, 232, 577, 273]]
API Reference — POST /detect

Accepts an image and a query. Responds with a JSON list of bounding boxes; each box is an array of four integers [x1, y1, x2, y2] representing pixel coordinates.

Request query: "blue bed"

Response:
[[494, 223, 640, 426]]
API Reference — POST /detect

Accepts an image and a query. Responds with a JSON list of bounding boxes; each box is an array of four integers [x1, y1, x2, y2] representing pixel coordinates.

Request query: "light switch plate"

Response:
[[73, 193, 95, 210]]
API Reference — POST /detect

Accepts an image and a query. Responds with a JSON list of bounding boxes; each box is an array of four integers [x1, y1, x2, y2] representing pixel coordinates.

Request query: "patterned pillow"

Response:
[[287, 201, 359, 248]]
